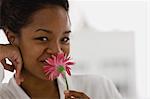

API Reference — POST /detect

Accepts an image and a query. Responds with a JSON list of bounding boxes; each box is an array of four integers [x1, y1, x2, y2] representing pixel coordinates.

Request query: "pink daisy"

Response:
[[43, 53, 75, 89]]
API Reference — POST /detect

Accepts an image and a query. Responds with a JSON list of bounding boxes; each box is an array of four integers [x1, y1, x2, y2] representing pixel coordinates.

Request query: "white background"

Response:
[[69, 0, 150, 98], [0, 0, 150, 99]]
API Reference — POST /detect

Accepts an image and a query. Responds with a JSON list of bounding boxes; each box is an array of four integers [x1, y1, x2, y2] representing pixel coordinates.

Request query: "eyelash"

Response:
[[61, 37, 70, 44], [34, 36, 70, 44], [35, 37, 48, 41]]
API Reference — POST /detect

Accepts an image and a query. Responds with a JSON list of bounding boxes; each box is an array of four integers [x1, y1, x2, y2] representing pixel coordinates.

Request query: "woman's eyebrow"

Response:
[[35, 28, 52, 34], [35, 28, 71, 34], [64, 30, 71, 34]]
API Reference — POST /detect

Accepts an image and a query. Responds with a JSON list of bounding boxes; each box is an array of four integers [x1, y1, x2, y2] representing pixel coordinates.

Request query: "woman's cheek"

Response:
[[62, 45, 70, 54]]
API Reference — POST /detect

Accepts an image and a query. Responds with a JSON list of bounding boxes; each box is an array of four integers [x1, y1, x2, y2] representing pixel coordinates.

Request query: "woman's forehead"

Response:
[[21, 6, 70, 35]]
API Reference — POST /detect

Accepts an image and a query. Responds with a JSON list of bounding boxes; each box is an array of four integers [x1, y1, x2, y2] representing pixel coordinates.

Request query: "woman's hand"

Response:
[[64, 90, 90, 99], [0, 44, 23, 85]]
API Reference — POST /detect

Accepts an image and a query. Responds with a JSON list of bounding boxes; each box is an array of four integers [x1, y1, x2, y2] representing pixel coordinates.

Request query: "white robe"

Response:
[[0, 74, 123, 99]]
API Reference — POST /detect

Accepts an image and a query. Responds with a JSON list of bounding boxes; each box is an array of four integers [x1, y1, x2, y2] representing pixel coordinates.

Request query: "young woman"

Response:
[[0, 0, 123, 99]]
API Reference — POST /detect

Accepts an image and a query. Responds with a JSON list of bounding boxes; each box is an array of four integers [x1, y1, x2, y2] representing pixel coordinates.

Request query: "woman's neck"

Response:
[[20, 70, 60, 98]]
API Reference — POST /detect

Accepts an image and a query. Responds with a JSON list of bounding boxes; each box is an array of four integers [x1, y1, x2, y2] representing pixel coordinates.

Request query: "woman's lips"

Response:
[[40, 60, 48, 65], [39, 55, 53, 65]]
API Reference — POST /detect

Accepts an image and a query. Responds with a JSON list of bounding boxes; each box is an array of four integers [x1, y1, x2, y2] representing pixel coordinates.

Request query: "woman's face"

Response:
[[17, 6, 71, 80]]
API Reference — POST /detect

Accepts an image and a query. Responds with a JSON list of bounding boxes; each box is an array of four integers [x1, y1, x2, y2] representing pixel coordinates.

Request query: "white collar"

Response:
[[8, 77, 30, 99], [57, 75, 73, 99], [8, 76, 71, 99]]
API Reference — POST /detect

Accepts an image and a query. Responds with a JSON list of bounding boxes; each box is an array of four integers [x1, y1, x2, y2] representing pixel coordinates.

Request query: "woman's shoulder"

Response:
[[69, 74, 115, 92], [70, 74, 119, 91], [69, 74, 123, 99], [70, 74, 111, 84]]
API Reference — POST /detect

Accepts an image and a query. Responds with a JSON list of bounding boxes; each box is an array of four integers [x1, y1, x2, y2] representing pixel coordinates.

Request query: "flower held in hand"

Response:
[[43, 53, 75, 90]]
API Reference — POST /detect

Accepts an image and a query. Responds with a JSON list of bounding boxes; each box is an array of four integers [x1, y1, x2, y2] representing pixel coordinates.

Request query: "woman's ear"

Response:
[[5, 29, 19, 46]]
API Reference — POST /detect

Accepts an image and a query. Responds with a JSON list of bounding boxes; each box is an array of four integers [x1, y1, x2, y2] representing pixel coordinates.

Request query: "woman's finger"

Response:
[[1, 58, 23, 85], [11, 52, 24, 85], [64, 90, 90, 99], [0, 44, 24, 85], [1, 59, 14, 72]]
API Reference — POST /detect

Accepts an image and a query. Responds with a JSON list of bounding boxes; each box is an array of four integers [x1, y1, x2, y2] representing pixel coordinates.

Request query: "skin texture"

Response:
[[1, 5, 90, 99], [19, 6, 70, 81]]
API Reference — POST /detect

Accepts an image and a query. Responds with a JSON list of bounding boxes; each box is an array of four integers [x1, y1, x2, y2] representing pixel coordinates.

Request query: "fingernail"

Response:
[[64, 90, 69, 94], [16, 79, 21, 85], [14, 74, 24, 85]]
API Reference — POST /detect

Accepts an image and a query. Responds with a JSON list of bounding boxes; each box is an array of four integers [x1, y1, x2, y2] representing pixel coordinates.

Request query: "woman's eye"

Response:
[[61, 37, 70, 44], [35, 37, 48, 41]]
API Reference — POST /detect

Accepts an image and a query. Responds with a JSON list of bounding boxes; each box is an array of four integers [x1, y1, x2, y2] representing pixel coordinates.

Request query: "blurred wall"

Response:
[[0, 0, 149, 99], [69, 1, 148, 99]]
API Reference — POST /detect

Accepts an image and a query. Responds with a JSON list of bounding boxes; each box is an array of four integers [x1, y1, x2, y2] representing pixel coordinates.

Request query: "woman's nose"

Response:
[[46, 43, 63, 54]]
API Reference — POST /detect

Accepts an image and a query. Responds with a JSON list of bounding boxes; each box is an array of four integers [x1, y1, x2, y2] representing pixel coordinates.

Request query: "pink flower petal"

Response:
[[46, 59, 54, 65], [66, 66, 71, 76], [43, 53, 75, 80], [66, 62, 75, 65]]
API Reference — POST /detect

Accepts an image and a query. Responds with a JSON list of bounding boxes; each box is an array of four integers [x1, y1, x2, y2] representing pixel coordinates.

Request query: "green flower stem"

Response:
[[58, 66, 69, 90], [64, 75, 69, 90]]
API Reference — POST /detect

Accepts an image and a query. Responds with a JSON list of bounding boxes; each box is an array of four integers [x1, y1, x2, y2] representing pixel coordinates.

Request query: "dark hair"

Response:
[[0, 0, 69, 34]]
